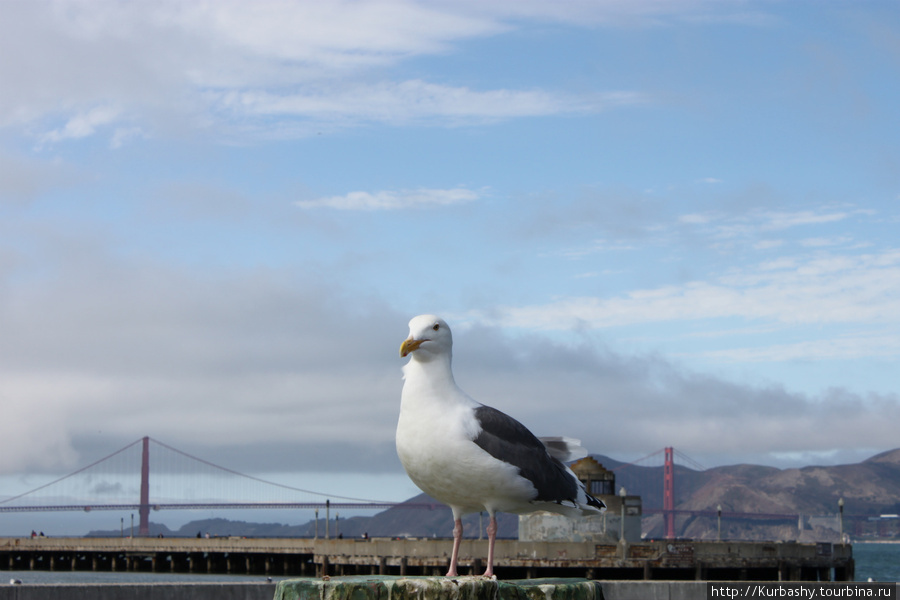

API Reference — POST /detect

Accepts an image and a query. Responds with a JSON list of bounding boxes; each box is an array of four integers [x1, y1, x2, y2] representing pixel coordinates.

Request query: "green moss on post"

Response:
[[274, 576, 601, 600]]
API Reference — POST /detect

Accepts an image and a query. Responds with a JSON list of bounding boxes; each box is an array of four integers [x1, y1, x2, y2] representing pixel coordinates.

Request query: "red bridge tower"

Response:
[[139, 436, 150, 536], [663, 446, 675, 539]]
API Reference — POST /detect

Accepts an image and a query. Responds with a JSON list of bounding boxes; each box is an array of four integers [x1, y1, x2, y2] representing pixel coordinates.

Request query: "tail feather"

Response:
[[539, 436, 588, 462]]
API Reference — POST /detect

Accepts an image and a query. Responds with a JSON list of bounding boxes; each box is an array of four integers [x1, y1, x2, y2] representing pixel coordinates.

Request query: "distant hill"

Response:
[[594, 448, 900, 540], [88, 448, 900, 541], [87, 497, 518, 540], [347, 494, 519, 539], [602, 448, 900, 515], [88, 518, 310, 539]]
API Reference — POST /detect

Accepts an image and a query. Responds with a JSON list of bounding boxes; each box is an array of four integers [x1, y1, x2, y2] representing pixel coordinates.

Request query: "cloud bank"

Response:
[[2, 236, 897, 478], [0, 1, 650, 143]]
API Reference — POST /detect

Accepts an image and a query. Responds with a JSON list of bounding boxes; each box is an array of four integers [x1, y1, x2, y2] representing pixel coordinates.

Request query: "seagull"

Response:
[[396, 314, 606, 578]]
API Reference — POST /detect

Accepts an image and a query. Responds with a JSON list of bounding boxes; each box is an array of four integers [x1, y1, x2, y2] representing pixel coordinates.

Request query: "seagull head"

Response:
[[400, 314, 452, 360]]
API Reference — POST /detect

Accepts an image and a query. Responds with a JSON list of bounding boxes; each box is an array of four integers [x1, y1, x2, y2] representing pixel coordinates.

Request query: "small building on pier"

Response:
[[518, 456, 642, 543]]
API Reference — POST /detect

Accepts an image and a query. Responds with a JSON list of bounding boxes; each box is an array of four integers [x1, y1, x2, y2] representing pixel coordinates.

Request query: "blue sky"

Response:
[[1, 1, 899, 520]]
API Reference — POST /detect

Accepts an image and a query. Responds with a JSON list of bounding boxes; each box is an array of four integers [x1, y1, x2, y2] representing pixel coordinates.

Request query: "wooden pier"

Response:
[[1, 536, 854, 581]]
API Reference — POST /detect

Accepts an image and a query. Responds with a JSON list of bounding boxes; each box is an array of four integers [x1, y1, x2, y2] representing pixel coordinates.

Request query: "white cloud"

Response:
[[451, 0, 766, 28], [451, 326, 900, 464], [296, 187, 482, 210], [216, 83, 644, 130], [473, 249, 900, 337], [710, 209, 851, 240], [0, 249, 408, 474], [39, 106, 122, 145], [0, 1, 647, 142], [758, 256, 796, 271], [753, 239, 784, 250], [693, 333, 900, 363], [0, 374, 110, 473], [670, 206, 874, 250], [110, 126, 144, 149], [799, 236, 852, 248], [171, 0, 503, 78], [763, 210, 849, 230]]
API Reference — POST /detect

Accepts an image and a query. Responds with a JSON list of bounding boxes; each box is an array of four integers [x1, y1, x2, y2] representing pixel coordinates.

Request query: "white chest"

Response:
[[395, 392, 531, 513]]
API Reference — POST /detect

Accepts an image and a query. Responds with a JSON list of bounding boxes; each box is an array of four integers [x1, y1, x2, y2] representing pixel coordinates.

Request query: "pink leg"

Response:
[[483, 514, 497, 578], [446, 518, 462, 576]]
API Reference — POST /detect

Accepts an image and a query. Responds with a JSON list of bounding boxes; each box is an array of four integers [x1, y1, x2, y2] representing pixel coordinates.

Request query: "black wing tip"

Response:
[[587, 495, 607, 511], [554, 494, 606, 513]]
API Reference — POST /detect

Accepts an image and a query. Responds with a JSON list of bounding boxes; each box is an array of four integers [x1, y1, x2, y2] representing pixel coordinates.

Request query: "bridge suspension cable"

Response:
[[673, 448, 707, 471], [610, 448, 665, 472], [149, 437, 394, 504], [0, 439, 143, 506], [0, 436, 399, 513]]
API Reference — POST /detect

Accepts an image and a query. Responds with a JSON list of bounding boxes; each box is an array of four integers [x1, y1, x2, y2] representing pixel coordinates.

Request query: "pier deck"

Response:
[[1, 537, 854, 581]]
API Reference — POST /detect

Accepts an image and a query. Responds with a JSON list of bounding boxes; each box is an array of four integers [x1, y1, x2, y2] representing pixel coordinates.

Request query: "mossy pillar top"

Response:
[[274, 576, 602, 600]]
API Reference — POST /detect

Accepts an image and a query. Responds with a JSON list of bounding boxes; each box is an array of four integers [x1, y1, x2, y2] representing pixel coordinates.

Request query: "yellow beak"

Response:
[[400, 338, 424, 357]]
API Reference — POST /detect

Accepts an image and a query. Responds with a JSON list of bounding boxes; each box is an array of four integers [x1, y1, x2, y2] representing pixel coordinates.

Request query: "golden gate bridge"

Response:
[[0, 437, 425, 536], [0, 437, 823, 538]]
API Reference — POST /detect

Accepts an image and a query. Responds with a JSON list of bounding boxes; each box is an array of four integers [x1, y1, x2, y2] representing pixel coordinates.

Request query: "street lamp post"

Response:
[[717, 505, 722, 541], [315, 508, 319, 540], [618, 486, 628, 559], [838, 498, 844, 544]]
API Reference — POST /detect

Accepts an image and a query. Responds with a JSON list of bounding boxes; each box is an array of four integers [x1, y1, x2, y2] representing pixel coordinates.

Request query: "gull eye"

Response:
[[432, 323, 440, 331]]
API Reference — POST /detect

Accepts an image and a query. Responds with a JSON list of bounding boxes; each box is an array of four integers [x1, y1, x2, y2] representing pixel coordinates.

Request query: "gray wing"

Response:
[[471, 405, 580, 504]]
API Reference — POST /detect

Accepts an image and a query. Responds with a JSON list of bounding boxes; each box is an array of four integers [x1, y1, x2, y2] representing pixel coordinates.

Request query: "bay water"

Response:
[[853, 542, 900, 583]]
